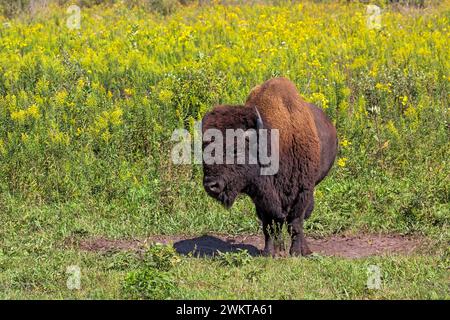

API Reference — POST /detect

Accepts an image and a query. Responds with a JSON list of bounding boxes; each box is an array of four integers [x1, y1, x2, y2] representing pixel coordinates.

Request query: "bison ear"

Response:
[[254, 106, 264, 130]]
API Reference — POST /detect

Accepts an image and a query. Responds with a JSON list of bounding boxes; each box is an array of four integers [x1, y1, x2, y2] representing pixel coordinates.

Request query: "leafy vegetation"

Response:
[[142, 243, 181, 271], [123, 268, 178, 299], [216, 249, 253, 267]]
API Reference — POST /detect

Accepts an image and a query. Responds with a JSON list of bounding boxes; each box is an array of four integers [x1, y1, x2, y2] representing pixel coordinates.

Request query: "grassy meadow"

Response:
[[0, 0, 449, 299]]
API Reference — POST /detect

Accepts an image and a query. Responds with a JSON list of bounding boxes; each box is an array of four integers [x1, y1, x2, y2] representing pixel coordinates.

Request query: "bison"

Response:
[[201, 77, 337, 256]]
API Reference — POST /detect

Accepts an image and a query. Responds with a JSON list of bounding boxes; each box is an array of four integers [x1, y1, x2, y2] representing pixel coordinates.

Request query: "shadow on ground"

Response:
[[173, 235, 260, 257], [76, 233, 427, 259]]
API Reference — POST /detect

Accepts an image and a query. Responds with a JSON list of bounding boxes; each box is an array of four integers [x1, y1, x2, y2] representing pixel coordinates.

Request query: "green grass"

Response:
[[1, 192, 447, 299], [1, 247, 448, 299]]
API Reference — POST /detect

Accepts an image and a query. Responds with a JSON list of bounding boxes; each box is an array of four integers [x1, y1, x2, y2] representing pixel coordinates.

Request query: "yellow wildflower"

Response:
[[401, 95, 408, 106], [337, 157, 348, 167], [124, 88, 133, 97], [404, 106, 417, 119], [55, 90, 68, 106], [386, 120, 399, 139], [110, 108, 123, 126], [0, 139, 6, 155], [21, 133, 29, 143], [101, 130, 111, 142], [340, 139, 351, 148], [27, 104, 40, 119], [77, 79, 85, 88], [49, 129, 70, 146], [310, 92, 329, 109], [158, 89, 174, 104], [375, 83, 392, 93], [10, 109, 27, 122]]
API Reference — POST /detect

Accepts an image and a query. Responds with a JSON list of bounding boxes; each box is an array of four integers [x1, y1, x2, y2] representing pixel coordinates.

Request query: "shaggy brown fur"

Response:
[[202, 77, 337, 256]]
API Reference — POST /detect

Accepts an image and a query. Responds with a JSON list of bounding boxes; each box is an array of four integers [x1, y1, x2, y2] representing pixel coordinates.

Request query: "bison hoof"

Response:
[[289, 245, 312, 257], [301, 245, 313, 256], [289, 247, 302, 256], [274, 242, 285, 254], [261, 248, 275, 257]]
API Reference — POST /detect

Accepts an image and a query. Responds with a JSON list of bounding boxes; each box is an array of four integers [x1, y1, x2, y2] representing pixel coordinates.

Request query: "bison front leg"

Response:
[[262, 220, 274, 257], [262, 219, 285, 257], [288, 192, 314, 256], [272, 219, 286, 255]]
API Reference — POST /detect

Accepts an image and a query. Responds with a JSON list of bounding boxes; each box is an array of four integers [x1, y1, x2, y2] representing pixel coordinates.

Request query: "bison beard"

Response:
[[201, 77, 338, 257]]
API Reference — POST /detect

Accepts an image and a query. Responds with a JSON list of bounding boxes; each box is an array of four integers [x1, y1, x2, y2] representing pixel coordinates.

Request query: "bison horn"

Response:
[[254, 106, 263, 130]]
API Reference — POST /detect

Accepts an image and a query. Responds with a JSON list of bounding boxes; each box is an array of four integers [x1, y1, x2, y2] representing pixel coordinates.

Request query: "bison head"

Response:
[[201, 105, 265, 208]]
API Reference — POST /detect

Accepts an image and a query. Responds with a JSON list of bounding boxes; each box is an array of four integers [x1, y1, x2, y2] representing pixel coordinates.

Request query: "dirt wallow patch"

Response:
[[74, 233, 429, 259]]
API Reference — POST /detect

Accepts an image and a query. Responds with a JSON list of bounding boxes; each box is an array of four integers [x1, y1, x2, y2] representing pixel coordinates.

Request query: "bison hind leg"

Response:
[[261, 218, 285, 257], [288, 216, 312, 257]]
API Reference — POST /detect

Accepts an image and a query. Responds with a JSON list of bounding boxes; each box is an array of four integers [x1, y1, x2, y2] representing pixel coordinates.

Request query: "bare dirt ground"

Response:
[[75, 233, 428, 258]]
